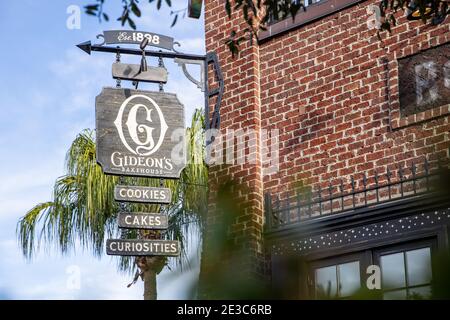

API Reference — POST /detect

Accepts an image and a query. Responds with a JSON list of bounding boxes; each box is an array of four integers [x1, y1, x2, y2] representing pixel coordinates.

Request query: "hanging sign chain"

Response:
[[77, 36, 224, 132], [158, 52, 165, 92], [115, 47, 121, 88], [119, 175, 129, 239], [159, 178, 166, 214], [79, 31, 222, 258]]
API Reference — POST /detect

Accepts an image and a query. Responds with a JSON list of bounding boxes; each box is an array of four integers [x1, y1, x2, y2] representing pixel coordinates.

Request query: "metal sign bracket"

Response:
[[77, 34, 224, 131], [204, 52, 224, 132], [174, 58, 205, 92]]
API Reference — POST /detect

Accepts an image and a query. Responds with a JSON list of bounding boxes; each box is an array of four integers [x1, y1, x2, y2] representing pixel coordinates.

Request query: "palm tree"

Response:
[[17, 109, 207, 300]]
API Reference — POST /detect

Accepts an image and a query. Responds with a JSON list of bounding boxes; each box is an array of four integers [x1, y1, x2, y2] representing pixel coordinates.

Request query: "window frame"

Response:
[[258, 0, 364, 43], [373, 238, 437, 299], [308, 251, 370, 299], [307, 237, 438, 299]]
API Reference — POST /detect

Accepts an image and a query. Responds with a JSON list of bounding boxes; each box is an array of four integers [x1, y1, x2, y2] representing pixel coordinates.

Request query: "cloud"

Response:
[[137, 2, 205, 44], [0, 0, 205, 300], [158, 253, 201, 299], [0, 155, 66, 222], [164, 72, 205, 125], [0, 236, 200, 300], [175, 37, 205, 54], [0, 239, 144, 300], [0, 160, 64, 195], [0, 288, 12, 300], [49, 49, 111, 114]]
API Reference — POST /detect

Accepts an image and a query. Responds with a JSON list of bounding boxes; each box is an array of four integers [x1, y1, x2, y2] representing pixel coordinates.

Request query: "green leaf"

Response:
[[131, 2, 141, 17], [128, 17, 137, 30], [124, 9, 129, 25], [165, 0, 172, 7], [84, 4, 99, 11], [260, 12, 270, 25], [157, 0, 162, 10], [225, 0, 232, 18], [377, 30, 382, 41], [17, 107, 207, 271], [290, 3, 301, 21], [171, 14, 178, 27], [250, 0, 258, 15], [226, 30, 241, 58], [380, 21, 391, 33], [119, 7, 129, 26], [236, 35, 247, 45], [379, 2, 386, 17], [389, 13, 396, 26], [226, 40, 239, 58]]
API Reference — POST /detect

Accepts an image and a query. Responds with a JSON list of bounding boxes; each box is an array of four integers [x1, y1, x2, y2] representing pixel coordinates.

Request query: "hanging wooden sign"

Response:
[[96, 87, 186, 178], [112, 63, 168, 83], [118, 212, 168, 230], [106, 239, 180, 256], [114, 185, 171, 204]]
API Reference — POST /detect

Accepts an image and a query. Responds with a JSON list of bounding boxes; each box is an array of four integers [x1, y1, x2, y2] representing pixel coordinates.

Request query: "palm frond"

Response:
[[17, 202, 54, 259], [17, 109, 208, 274]]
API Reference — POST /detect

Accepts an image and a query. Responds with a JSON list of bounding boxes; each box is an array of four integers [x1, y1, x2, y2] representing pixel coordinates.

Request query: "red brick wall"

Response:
[[199, 0, 266, 297], [200, 0, 450, 295], [259, 0, 450, 196]]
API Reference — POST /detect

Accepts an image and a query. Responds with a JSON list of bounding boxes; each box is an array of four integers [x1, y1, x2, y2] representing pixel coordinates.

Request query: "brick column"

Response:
[[198, 0, 266, 298]]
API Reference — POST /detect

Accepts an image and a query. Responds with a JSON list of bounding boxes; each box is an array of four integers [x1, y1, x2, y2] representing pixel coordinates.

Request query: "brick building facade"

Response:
[[199, 0, 450, 299]]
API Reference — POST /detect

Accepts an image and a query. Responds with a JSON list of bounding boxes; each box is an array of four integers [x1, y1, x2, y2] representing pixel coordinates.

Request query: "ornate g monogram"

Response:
[[114, 94, 168, 156]]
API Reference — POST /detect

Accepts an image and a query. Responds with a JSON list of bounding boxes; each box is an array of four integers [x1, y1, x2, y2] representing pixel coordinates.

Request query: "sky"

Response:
[[0, 0, 205, 299]]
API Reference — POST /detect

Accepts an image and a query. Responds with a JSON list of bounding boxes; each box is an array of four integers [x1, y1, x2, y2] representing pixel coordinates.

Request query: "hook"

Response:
[[140, 38, 149, 73]]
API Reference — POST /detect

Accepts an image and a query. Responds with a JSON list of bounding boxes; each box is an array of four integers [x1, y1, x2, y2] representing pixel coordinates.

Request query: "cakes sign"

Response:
[[118, 212, 169, 230]]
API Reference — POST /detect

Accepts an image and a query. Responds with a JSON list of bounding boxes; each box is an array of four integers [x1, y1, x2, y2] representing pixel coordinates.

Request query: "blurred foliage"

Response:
[[83, 1, 448, 56], [378, 0, 449, 37], [430, 250, 450, 299], [17, 109, 207, 276], [195, 179, 274, 299], [84, 0, 184, 31], [194, 167, 450, 299]]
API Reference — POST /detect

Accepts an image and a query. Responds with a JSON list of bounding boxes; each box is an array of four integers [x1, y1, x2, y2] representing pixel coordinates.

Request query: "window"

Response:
[[269, 0, 325, 23], [309, 252, 365, 299], [377, 246, 433, 300], [259, 0, 363, 42], [315, 261, 361, 298], [309, 239, 436, 299]]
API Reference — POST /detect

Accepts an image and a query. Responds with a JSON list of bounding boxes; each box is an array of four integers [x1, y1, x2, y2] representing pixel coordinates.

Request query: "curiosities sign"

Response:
[[96, 88, 186, 178], [106, 239, 180, 256]]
